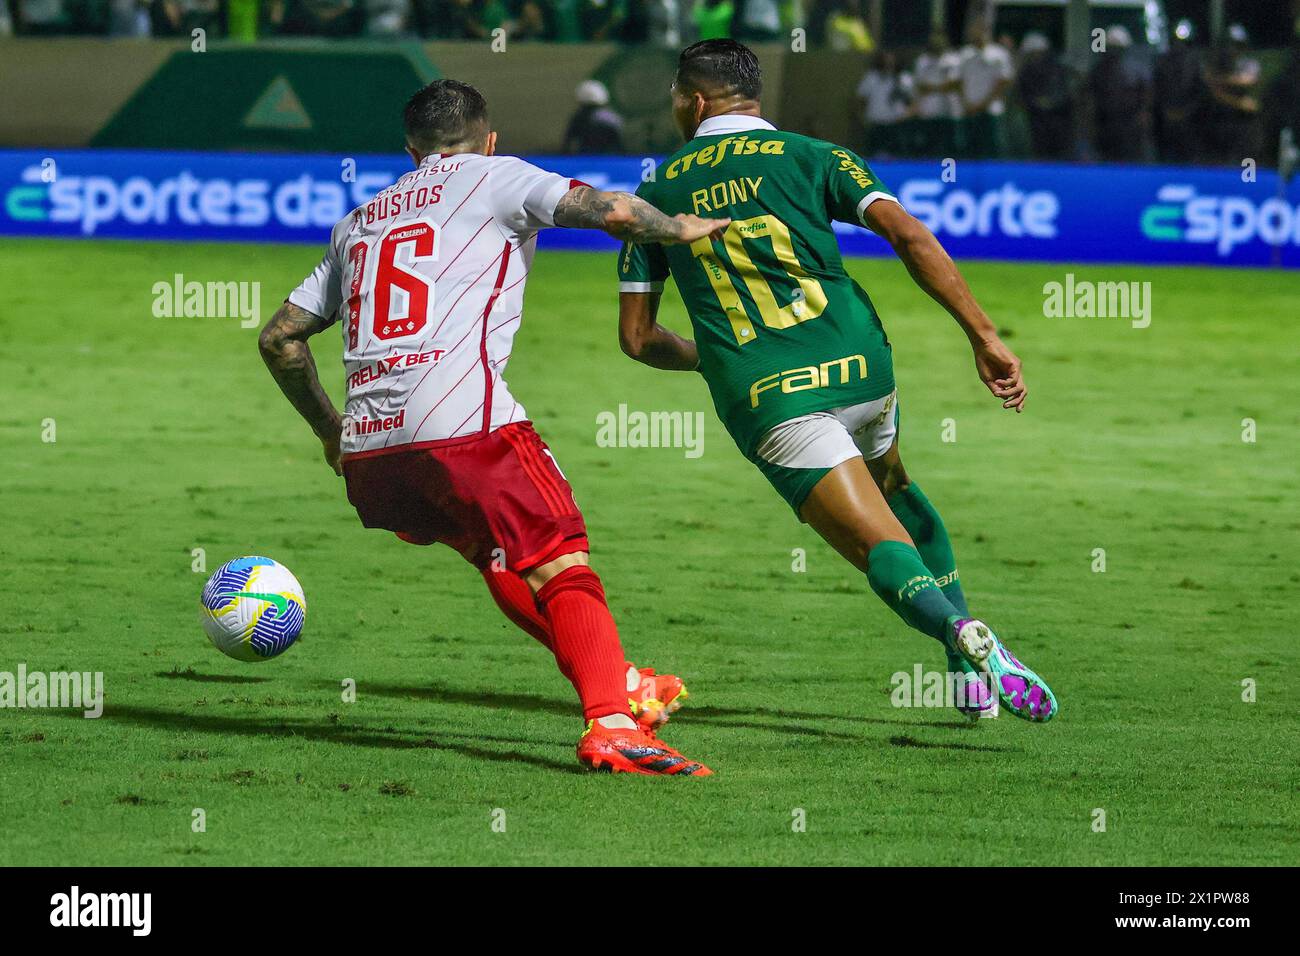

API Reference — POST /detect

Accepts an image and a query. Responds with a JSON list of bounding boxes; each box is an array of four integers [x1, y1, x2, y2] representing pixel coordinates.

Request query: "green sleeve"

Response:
[[822, 143, 897, 227], [616, 181, 670, 291], [617, 239, 670, 290]]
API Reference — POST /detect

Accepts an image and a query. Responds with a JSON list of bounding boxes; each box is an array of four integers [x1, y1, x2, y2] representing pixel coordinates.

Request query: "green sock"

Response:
[[865, 540, 961, 645], [886, 483, 970, 618]]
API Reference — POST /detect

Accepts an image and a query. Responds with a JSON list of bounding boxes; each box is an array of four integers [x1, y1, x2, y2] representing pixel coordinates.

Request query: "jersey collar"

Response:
[[694, 114, 778, 138]]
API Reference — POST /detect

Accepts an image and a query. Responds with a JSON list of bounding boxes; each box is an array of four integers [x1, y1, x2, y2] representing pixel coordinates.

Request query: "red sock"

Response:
[[481, 568, 553, 651], [535, 566, 632, 722]]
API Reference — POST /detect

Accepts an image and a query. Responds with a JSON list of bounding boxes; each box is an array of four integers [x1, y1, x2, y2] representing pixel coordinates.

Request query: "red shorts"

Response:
[[342, 421, 590, 573]]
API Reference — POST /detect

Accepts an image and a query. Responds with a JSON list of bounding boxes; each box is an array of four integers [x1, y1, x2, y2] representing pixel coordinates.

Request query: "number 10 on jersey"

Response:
[[690, 215, 828, 347]]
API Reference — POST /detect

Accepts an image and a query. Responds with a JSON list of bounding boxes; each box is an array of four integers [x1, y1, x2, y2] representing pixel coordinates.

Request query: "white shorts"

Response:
[[755, 390, 899, 471]]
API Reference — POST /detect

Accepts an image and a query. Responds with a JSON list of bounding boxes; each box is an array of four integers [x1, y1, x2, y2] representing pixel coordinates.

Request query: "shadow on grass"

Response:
[[689, 705, 978, 733], [359, 681, 864, 738], [356, 682, 976, 741], [888, 735, 1014, 753], [355, 681, 573, 717], [155, 671, 270, 685], [50, 704, 580, 774]]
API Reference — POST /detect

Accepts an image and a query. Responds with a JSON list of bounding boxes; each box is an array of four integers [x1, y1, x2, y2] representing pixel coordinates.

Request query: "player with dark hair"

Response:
[[617, 40, 1057, 722], [259, 79, 729, 774]]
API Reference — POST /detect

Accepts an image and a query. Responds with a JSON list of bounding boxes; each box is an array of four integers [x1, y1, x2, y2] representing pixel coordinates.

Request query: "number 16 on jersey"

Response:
[[346, 221, 441, 350]]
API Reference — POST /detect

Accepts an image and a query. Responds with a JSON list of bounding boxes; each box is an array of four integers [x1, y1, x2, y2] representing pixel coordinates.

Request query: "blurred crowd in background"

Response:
[[5, 0, 880, 44], [853, 18, 1297, 167], [2, 0, 1296, 169]]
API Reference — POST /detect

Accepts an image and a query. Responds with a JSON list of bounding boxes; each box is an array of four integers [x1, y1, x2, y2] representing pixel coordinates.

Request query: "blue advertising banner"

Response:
[[2, 149, 1296, 268]]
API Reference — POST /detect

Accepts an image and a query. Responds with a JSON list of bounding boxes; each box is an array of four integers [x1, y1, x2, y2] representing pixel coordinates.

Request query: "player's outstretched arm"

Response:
[[258, 302, 345, 474], [863, 199, 1027, 413], [555, 185, 729, 245], [618, 291, 699, 371]]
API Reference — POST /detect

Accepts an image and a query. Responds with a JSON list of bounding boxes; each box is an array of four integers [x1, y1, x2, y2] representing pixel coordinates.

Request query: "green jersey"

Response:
[[619, 119, 897, 457]]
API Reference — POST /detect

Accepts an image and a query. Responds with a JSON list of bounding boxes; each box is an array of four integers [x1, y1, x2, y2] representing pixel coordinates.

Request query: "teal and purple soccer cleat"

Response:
[[951, 619, 1057, 722]]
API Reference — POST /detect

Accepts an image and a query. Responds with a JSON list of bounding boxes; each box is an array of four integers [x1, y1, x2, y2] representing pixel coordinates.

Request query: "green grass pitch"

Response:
[[1, 237, 1297, 866]]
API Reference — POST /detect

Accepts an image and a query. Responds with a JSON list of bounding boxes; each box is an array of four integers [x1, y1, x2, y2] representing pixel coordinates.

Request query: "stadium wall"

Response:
[[0, 39, 193, 148], [2, 149, 1296, 268], [0, 40, 786, 154]]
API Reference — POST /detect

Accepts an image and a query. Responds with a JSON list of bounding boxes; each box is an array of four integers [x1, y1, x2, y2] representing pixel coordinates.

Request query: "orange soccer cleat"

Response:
[[576, 721, 712, 776], [626, 663, 690, 733]]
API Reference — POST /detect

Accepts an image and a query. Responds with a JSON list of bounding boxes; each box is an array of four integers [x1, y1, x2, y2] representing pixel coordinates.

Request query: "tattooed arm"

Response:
[[553, 185, 729, 244], [258, 301, 344, 475]]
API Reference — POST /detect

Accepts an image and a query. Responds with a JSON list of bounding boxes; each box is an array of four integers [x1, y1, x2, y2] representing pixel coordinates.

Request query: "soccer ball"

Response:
[[199, 556, 306, 662]]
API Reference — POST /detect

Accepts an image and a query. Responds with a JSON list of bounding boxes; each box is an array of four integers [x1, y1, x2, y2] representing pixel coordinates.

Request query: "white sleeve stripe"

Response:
[[535, 177, 578, 228], [856, 191, 901, 225], [619, 281, 664, 293], [286, 290, 331, 322]]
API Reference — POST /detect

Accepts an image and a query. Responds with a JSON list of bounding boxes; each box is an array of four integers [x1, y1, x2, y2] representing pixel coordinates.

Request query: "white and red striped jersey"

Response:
[[288, 152, 578, 459]]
